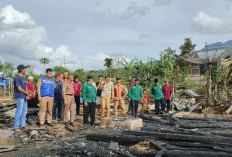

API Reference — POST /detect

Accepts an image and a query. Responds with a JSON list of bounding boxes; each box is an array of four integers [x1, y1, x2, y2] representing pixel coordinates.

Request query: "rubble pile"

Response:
[[171, 98, 201, 111]]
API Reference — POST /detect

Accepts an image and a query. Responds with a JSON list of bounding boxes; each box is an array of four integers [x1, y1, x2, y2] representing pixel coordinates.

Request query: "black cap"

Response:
[[87, 75, 93, 80], [116, 77, 121, 80], [135, 78, 139, 81], [17, 64, 28, 71]]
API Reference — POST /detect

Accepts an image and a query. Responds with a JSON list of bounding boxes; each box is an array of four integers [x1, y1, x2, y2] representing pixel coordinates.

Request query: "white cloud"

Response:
[[153, 0, 173, 7], [0, 5, 129, 73], [192, 11, 232, 34], [120, 3, 150, 20]]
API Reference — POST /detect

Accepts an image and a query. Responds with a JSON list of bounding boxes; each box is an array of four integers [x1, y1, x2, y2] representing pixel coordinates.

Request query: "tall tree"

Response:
[[3, 62, 14, 77], [104, 58, 113, 74], [177, 38, 197, 72], [0, 61, 4, 72], [39, 58, 49, 73], [104, 58, 113, 69], [179, 38, 197, 56], [53, 66, 69, 74]]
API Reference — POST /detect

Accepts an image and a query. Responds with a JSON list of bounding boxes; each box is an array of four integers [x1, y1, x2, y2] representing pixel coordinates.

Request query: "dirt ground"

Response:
[[1, 101, 232, 157], [0, 102, 146, 157]]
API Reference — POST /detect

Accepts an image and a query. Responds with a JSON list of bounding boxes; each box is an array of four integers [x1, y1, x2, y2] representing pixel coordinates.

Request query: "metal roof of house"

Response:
[[180, 90, 199, 97], [181, 46, 232, 64]]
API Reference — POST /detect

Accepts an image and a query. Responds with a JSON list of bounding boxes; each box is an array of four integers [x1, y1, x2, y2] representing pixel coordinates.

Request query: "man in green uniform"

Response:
[[128, 78, 143, 117], [82, 75, 97, 126], [151, 78, 164, 116]]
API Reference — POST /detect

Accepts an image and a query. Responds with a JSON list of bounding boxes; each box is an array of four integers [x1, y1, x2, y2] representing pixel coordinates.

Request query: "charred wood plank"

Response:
[[86, 133, 146, 144], [129, 150, 157, 156], [162, 150, 232, 157], [139, 114, 176, 126], [112, 150, 136, 157], [123, 130, 232, 145]]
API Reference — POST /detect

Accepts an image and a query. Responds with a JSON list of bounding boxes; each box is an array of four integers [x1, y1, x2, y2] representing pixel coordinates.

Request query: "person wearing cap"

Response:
[[113, 77, 128, 117], [62, 74, 75, 127], [162, 80, 173, 113], [96, 75, 104, 113], [82, 75, 97, 126], [100, 74, 114, 118], [14, 64, 30, 131], [127, 77, 136, 114], [37, 68, 56, 127], [128, 78, 143, 117], [26, 76, 36, 108], [151, 78, 165, 116], [73, 76, 82, 115], [52, 73, 63, 123]]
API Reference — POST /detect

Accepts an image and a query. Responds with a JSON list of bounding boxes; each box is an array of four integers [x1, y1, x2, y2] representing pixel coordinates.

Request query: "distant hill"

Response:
[[203, 39, 232, 49]]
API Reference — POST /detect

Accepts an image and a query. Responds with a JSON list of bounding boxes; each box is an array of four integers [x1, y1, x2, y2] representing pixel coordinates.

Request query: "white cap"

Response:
[[28, 76, 34, 80]]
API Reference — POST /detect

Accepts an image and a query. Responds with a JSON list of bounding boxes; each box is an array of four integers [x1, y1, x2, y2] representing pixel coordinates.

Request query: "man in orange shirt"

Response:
[[114, 77, 128, 117]]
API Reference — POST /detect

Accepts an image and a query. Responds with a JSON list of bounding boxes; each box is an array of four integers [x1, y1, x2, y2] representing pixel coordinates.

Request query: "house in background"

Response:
[[187, 39, 232, 83]]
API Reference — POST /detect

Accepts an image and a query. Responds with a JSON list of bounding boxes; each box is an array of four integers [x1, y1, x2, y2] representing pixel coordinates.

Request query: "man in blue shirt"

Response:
[[52, 73, 63, 123], [14, 64, 29, 132], [37, 68, 55, 127]]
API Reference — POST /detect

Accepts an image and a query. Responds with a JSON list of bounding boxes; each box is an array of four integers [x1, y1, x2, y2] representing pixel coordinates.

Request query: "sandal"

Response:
[[15, 128, 21, 132]]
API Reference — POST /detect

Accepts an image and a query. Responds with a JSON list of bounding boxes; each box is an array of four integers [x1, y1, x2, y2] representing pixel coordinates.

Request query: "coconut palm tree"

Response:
[[39, 58, 49, 73]]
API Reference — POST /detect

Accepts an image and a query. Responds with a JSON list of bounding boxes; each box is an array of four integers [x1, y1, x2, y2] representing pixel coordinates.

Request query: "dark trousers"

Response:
[[128, 104, 131, 112], [52, 99, 63, 121], [164, 99, 171, 112], [130, 100, 139, 117], [75, 96, 81, 115], [83, 102, 96, 125], [155, 99, 165, 114]]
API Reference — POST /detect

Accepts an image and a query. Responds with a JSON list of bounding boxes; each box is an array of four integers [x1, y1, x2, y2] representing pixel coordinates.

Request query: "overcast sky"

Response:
[[0, 0, 232, 73]]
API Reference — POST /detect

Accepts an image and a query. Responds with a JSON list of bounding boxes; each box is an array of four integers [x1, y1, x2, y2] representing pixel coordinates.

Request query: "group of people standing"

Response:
[[13, 64, 173, 131]]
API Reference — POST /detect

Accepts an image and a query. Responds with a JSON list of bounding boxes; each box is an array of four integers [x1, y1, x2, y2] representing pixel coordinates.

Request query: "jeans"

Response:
[[75, 96, 80, 115], [83, 102, 96, 125], [155, 99, 165, 114], [130, 100, 139, 117], [14, 98, 28, 129], [52, 99, 63, 121]]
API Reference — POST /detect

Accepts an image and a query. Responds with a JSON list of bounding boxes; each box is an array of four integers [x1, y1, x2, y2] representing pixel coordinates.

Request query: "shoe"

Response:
[[47, 123, 53, 126], [84, 123, 89, 126], [65, 122, 69, 127], [14, 128, 21, 132], [52, 120, 57, 124], [91, 123, 96, 126], [21, 127, 26, 131], [127, 111, 131, 114], [70, 122, 76, 127], [39, 124, 44, 128]]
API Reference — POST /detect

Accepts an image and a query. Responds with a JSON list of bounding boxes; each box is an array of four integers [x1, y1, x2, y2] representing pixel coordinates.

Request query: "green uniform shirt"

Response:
[[151, 83, 163, 100], [128, 84, 143, 101], [83, 82, 96, 103]]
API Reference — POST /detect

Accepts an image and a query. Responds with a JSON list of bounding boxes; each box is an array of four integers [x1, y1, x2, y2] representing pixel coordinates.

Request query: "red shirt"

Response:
[[73, 82, 81, 96], [26, 82, 36, 99], [143, 94, 148, 100], [162, 85, 173, 100], [128, 82, 134, 90]]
